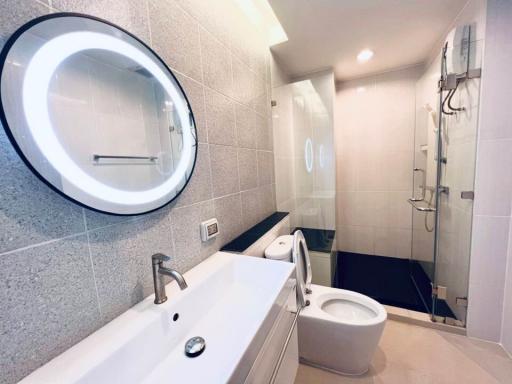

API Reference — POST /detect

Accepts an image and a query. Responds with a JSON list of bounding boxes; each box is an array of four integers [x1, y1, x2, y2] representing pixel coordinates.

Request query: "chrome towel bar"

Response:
[[93, 154, 158, 164]]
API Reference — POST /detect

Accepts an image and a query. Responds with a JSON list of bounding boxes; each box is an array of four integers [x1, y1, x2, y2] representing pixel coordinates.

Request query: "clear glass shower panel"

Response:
[[433, 39, 482, 326], [272, 73, 336, 288], [410, 51, 440, 314], [411, 31, 482, 326]]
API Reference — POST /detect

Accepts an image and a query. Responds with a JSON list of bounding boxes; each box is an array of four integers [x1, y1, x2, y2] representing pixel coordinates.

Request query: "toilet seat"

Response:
[[301, 284, 387, 326], [292, 230, 312, 307]]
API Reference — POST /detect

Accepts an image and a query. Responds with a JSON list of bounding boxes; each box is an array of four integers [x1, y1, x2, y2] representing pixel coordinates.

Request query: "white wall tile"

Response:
[[335, 66, 418, 257], [465, 0, 512, 344], [477, 1, 512, 141], [338, 225, 375, 255], [501, 219, 512, 353], [473, 139, 512, 217], [467, 280, 506, 342], [467, 216, 510, 341], [469, 216, 510, 289], [374, 227, 412, 259]]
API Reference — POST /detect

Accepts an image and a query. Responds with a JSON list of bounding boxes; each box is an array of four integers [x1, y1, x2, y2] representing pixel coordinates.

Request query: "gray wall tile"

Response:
[[174, 0, 233, 48], [252, 74, 269, 116], [171, 200, 220, 272], [88, 210, 174, 322], [256, 113, 273, 151], [175, 73, 207, 143], [174, 143, 213, 207], [241, 188, 260, 229], [209, 144, 240, 198], [204, 87, 236, 146], [257, 150, 274, 186], [236, 103, 258, 149], [259, 184, 276, 217], [148, 0, 202, 81], [0, 235, 101, 384], [84, 208, 136, 231], [0, 130, 85, 254], [238, 148, 258, 191], [232, 54, 253, 105], [241, 184, 275, 231], [199, 27, 233, 97], [52, 0, 150, 44], [214, 193, 243, 245], [230, 18, 257, 71], [229, 13, 267, 79], [0, 0, 49, 43]]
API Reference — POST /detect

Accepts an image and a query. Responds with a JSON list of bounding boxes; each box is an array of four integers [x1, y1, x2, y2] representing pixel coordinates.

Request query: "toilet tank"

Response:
[[264, 235, 293, 261]]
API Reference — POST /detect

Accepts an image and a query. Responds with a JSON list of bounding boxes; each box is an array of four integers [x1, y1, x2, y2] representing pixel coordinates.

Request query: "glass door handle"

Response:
[[461, 191, 474, 200]]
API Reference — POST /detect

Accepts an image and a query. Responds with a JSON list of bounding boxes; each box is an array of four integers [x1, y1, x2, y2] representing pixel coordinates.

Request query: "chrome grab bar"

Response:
[[407, 198, 436, 212]]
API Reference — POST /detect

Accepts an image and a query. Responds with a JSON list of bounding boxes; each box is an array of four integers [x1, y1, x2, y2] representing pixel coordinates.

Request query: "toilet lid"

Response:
[[293, 230, 312, 307]]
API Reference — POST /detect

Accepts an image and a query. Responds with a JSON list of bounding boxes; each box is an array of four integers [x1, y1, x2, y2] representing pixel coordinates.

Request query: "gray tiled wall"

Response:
[[0, 0, 275, 382]]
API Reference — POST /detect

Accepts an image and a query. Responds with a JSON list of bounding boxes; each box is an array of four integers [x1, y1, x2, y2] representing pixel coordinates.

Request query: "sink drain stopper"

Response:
[[185, 336, 206, 358]]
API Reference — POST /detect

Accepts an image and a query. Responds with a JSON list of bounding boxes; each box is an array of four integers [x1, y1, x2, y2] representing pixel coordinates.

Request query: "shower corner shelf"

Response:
[[420, 144, 428, 153]]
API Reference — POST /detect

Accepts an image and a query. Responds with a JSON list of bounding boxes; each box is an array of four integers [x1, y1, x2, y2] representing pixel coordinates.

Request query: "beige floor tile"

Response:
[[294, 320, 512, 384], [383, 305, 410, 318], [295, 364, 375, 384], [374, 361, 440, 384], [438, 333, 512, 384]]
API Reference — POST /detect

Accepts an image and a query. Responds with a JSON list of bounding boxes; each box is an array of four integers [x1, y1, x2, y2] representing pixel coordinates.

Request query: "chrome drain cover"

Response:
[[185, 336, 206, 358]]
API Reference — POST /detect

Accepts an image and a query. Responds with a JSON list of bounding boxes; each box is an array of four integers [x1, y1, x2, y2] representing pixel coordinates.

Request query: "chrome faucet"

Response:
[[151, 253, 188, 304]]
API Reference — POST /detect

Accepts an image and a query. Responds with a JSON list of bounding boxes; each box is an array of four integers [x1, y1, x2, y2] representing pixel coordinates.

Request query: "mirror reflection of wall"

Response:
[[47, 49, 184, 192]]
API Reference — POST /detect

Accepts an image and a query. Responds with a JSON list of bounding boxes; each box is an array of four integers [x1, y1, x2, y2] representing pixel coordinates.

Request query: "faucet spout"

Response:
[[151, 253, 188, 304], [158, 267, 188, 290]]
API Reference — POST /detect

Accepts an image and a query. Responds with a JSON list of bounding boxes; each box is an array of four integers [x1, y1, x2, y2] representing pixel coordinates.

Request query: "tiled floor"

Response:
[[294, 320, 512, 384]]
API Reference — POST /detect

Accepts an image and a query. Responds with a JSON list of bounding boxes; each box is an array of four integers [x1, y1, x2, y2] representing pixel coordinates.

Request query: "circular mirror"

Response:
[[0, 13, 197, 215]]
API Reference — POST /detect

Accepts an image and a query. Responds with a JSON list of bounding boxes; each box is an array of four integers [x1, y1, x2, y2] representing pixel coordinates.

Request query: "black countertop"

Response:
[[221, 212, 289, 253]]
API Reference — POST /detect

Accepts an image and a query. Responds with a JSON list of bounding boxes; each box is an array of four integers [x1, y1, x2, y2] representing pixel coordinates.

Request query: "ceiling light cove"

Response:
[[357, 49, 374, 63]]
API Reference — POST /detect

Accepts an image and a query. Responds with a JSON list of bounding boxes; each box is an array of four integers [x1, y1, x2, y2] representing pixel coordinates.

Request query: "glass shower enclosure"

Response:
[[410, 25, 482, 326], [272, 71, 337, 287]]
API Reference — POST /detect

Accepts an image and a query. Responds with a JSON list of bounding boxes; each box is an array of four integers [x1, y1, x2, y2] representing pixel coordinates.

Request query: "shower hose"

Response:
[[425, 190, 435, 233]]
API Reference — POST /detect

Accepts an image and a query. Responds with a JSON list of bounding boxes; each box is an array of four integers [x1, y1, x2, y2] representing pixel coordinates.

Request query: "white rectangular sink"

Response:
[[20, 252, 295, 384]]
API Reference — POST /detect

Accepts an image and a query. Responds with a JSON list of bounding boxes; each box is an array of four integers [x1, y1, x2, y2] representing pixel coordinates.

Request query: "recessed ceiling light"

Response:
[[357, 49, 374, 63]]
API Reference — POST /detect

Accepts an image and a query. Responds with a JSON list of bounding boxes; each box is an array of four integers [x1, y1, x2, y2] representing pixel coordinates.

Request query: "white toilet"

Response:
[[264, 231, 387, 375]]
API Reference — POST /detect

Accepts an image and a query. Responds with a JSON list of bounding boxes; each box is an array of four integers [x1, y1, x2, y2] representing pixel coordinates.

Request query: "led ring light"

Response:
[[22, 31, 193, 206]]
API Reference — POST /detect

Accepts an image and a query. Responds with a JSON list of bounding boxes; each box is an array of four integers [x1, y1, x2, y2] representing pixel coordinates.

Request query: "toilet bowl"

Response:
[[264, 231, 387, 375], [298, 285, 386, 375]]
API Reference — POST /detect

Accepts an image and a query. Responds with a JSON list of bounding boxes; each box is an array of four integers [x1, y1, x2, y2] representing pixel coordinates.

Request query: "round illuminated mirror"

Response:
[[0, 13, 197, 215]]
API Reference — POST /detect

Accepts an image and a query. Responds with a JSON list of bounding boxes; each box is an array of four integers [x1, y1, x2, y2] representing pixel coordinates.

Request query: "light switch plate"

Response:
[[200, 218, 219, 241]]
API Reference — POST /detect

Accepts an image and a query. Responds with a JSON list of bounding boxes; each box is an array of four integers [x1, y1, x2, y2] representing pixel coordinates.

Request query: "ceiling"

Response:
[[269, 0, 469, 81]]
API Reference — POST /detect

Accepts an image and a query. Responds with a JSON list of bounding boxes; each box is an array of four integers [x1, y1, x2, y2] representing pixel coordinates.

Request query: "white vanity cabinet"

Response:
[[243, 283, 299, 384]]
